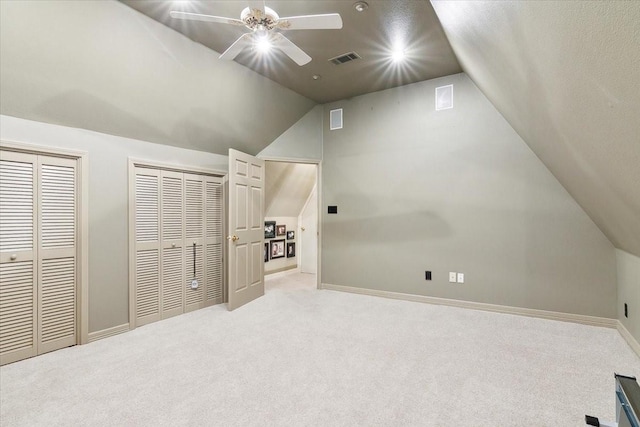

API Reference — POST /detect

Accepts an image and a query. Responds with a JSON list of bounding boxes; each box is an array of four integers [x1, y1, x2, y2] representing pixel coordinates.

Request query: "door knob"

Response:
[[10, 254, 17, 261], [227, 235, 239, 242], [301, 227, 306, 231]]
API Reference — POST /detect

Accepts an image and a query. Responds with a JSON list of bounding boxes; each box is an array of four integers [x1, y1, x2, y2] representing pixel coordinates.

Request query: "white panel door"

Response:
[[0, 151, 37, 365], [227, 149, 264, 311]]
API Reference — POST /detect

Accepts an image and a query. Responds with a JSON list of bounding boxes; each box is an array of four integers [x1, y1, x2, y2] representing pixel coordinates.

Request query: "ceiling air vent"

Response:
[[329, 52, 361, 65]]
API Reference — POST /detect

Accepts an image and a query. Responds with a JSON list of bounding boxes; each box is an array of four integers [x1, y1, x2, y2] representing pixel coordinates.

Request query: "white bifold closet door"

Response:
[[0, 150, 78, 366], [133, 167, 223, 328]]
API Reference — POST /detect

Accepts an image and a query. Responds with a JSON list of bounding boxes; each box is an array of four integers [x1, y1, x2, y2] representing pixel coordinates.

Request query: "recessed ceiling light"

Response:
[[353, 1, 368, 12], [391, 48, 406, 63]]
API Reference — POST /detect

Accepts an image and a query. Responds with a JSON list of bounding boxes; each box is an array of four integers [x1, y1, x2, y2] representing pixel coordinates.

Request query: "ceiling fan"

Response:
[[169, 2, 343, 66]]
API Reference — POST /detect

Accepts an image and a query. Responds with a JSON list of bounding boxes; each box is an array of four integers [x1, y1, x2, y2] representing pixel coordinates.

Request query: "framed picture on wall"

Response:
[[265, 221, 276, 239], [286, 231, 295, 240], [264, 242, 269, 262], [271, 239, 285, 259], [276, 224, 286, 236], [286, 242, 295, 258]]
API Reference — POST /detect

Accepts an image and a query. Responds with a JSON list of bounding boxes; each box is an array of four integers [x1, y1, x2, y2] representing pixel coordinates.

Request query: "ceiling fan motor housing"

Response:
[[241, 7, 281, 31]]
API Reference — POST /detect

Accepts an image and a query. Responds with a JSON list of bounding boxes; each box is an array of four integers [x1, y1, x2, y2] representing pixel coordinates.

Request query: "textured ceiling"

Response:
[[431, 0, 640, 258], [121, 0, 462, 103]]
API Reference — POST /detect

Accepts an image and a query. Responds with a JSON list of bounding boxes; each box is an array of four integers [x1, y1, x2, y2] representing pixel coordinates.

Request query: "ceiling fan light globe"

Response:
[[256, 37, 272, 53]]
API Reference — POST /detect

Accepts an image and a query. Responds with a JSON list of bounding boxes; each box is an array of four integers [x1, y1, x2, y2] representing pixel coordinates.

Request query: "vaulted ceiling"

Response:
[[122, 0, 462, 103]]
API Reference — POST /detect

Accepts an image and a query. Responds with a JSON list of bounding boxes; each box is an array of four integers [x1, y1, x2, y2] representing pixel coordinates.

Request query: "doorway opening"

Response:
[[263, 160, 319, 292]]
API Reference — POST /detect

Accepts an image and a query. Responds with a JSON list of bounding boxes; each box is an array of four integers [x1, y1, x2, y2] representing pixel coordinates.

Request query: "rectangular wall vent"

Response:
[[435, 84, 454, 110], [330, 108, 343, 130], [329, 52, 361, 65]]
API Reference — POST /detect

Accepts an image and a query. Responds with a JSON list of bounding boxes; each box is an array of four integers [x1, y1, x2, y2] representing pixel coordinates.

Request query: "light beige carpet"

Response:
[[1, 272, 638, 426]]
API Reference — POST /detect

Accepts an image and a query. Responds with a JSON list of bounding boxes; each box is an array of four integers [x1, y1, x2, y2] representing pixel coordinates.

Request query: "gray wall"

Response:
[[321, 73, 617, 318], [0, 0, 315, 156], [617, 250, 640, 342], [258, 105, 323, 161], [1, 115, 228, 333]]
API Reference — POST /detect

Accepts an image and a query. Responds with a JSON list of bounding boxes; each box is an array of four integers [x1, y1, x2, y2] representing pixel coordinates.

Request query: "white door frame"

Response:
[[260, 157, 321, 289], [298, 183, 317, 275], [0, 140, 89, 345]]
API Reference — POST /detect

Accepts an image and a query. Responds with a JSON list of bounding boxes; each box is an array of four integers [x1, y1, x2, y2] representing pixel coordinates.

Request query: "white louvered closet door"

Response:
[[0, 151, 79, 365], [160, 170, 184, 319], [0, 151, 37, 365], [184, 174, 205, 313], [132, 167, 224, 329], [134, 168, 161, 327], [37, 156, 77, 355], [204, 176, 224, 306]]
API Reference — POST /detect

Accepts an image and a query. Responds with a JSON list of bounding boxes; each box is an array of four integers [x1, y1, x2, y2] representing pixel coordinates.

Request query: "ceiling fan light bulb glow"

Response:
[[256, 37, 272, 53]]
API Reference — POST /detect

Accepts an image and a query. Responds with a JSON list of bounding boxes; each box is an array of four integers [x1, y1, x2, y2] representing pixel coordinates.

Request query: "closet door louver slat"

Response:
[[132, 167, 224, 328], [134, 169, 161, 327], [0, 261, 36, 363], [205, 179, 223, 305], [161, 171, 184, 319], [0, 153, 37, 365], [38, 158, 77, 355], [0, 158, 34, 253], [184, 175, 205, 312]]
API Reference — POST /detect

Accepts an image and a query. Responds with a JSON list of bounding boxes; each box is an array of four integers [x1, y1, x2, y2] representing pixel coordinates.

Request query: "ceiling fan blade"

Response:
[[219, 33, 253, 61], [169, 11, 245, 26], [272, 33, 311, 66], [276, 13, 343, 30]]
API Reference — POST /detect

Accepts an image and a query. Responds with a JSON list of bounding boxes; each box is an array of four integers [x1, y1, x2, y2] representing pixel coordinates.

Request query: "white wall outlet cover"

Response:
[[457, 273, 464, 283], [449, 272, 457, 283], [191, 279, 199, 289]]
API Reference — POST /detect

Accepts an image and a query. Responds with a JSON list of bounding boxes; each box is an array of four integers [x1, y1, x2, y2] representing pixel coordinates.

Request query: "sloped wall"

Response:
[[321, 73, 616, 318], [0, 0, 315, 156], [431, 1, 640, 258]]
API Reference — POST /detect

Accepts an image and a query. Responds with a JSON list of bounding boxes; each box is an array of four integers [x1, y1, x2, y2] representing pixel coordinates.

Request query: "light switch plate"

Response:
[[457, 273, 464, 283], [449, 272, 457, 283]]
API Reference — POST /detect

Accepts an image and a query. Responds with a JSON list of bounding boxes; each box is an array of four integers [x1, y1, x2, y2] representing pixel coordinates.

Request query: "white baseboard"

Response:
[[320, 283, 617, 329], [617, 321, 640, 358], [265, 266, 300, 278], [87, 323, 130, 343]]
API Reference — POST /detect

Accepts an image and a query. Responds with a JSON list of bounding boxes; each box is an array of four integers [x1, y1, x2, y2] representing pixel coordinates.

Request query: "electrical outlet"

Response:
[[449, 272, 457, 283], [457, 273, 464, 283], [425, 271, 432, 280]]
